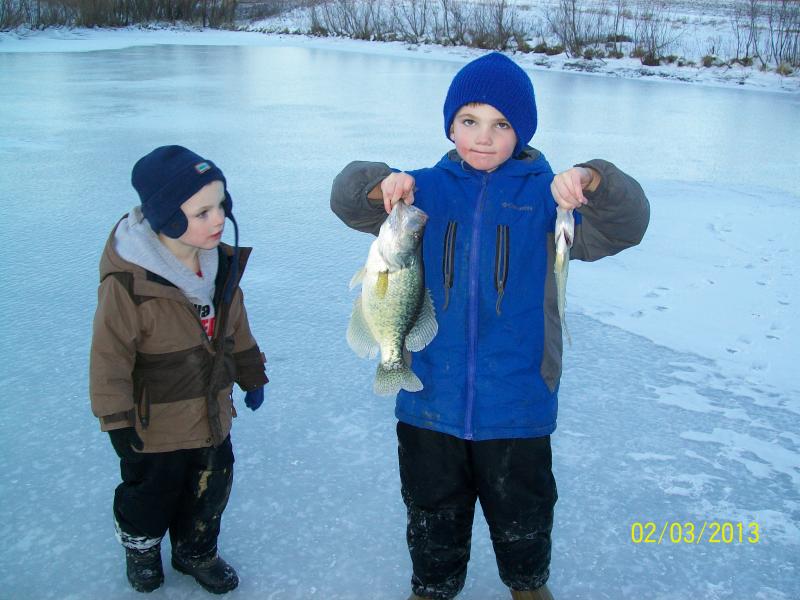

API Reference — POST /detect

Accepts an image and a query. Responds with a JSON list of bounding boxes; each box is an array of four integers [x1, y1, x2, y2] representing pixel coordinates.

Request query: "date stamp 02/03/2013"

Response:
[[630, 521, 761, 545]]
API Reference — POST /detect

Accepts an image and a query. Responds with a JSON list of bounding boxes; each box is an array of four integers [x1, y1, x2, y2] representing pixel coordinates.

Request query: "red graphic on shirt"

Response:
[[201, 316, 216, 338], [194, 302, 215, 338]]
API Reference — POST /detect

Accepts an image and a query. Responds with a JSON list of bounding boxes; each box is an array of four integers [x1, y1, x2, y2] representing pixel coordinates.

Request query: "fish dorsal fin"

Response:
[[347, 294, 379, 359], [349, 267, 366, 290], [375, 270, 389, 299], [405, 289, 438, 352]]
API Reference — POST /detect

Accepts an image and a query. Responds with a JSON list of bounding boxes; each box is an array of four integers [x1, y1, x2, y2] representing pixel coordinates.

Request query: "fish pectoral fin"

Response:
[[375, 270, 389, 299], [346, 294, 379, 359], [349, 267, 366, 290], [405, 289, 439, 352], [403, 347, 412, 367]]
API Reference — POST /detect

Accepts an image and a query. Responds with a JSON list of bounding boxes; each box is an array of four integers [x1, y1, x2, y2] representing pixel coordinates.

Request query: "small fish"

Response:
[[347, 202, 438, 395], [554, 206, 574, 346]]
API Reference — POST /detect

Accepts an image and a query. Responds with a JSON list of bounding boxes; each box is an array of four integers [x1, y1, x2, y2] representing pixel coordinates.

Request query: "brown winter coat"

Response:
[[90, 220, 267, 452]]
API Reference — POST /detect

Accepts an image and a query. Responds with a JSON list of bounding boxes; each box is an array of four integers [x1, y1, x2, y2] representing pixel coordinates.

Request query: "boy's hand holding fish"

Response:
[[368, 171, 416, 213], [551, 166, 600, 209]]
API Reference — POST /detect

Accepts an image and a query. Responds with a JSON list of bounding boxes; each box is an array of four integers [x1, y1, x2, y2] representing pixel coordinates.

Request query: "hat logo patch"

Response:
[[194, 161, 211, 174]]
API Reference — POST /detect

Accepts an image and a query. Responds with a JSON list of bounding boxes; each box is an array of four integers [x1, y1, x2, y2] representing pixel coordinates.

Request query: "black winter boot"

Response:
[[125, 546, 164, 593], [172, 552, 239, 594]]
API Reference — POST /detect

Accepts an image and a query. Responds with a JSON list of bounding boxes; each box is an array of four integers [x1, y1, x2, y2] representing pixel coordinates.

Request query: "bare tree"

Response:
[[546, 0, 582, 56], [764, 0, 800, 68], [731, 0, 761, 64], [1, 0, 26, 28], [545, 0, 605, 57], [436, 0, 468, 46], [488, 0, 518, 51], [315, 0, 388, 40], [608, 0, 627, 56], [392, 0, 430, 43], [631, 0, 680, 65]]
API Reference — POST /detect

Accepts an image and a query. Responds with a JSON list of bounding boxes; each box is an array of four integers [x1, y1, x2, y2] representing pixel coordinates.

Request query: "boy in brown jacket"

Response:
[[90, 145, 268, 594]]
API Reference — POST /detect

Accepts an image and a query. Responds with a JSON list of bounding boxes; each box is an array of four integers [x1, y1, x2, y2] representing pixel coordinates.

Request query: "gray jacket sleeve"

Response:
[[330, 161, 394, 236], [570, 159, 650, 262]]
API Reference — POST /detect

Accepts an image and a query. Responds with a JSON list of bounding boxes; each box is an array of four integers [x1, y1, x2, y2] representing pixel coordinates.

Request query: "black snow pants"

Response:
[[113, 436, 234, 561], [397, 422, 557, 600]]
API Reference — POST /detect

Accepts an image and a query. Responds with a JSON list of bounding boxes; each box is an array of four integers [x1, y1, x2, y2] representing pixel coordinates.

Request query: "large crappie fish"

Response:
[[347, 201, 438, 395], [554, 206, 575, 346]]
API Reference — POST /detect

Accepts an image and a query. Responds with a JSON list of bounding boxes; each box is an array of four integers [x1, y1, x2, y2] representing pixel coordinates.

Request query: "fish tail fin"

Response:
[[373, 362, 423, 396]]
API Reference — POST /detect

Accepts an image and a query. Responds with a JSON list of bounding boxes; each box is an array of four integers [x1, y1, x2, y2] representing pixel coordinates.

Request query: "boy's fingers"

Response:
[[392, 181, 405, 205], [381, 184, 392, 213], [552, 177, 581, 211], [551, 178, 567, 202], [381, 174, 415, 213], [381, 178, 397, 213], [556, 172, 586, 207], [572, 171, 588, 204]]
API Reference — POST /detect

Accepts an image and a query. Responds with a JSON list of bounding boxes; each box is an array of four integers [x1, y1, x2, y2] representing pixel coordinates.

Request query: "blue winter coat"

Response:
[[331, 150, 650, 441]]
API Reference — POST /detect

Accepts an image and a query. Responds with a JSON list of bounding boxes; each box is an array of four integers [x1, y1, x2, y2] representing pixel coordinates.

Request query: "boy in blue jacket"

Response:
[[330, 52, 649, 600]]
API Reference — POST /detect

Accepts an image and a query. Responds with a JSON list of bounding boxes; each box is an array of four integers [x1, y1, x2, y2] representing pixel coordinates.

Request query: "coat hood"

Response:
[[98, 209, 247, 306]]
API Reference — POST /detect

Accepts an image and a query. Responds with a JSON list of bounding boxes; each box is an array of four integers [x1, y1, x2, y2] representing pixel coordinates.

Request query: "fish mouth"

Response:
[[390, 202, 428, 233]]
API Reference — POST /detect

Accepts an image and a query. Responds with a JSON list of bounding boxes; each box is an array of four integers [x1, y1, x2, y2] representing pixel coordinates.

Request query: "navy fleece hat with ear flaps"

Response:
[[132, 145, 233, 239], [443, 52, 538, 157]]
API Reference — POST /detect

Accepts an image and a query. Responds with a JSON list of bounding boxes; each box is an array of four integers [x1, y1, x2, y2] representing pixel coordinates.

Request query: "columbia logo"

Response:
[[194, 162, 211, 174], [501, 202, 533, 212]]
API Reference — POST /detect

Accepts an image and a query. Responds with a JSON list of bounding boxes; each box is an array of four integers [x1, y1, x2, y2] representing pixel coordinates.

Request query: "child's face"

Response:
[[175, 180, 226, 251], [450, 103, 517, 172]]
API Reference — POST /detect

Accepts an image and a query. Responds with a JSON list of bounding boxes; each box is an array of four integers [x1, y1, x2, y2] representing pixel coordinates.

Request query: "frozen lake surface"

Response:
[[0, 43, 798, 599]]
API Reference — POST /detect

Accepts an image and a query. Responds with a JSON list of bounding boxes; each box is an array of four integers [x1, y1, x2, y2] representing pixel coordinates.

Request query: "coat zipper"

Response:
[[494, 224, 509, 315], [442, 221, 458, 310], [205, 263, 235, 446], [465, 173, 489, 440], [181, 253, 236, 445]]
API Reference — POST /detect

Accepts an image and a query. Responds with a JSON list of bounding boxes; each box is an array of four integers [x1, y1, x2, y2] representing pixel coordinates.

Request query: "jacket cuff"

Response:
[[574, 159, 637, 208], [571, 159, 650, 258], [100, 410, 135, 432], [330, 161, 393, 236], [234, 345, 269, 391]]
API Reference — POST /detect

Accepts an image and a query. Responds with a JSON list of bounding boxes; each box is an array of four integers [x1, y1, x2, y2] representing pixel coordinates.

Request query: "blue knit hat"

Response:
[[132, 145, 233, 239], [443, 52, 537, 157]]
